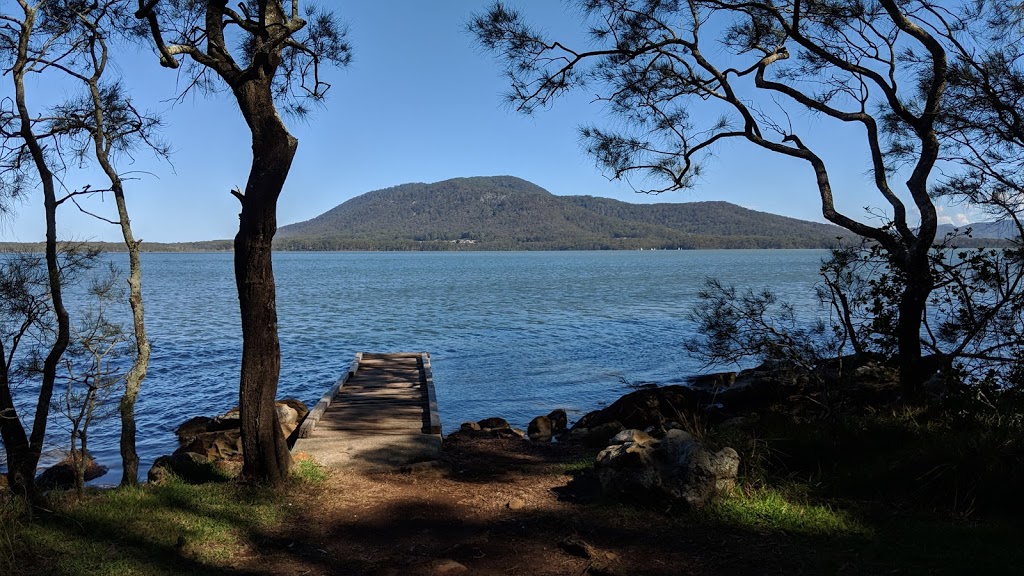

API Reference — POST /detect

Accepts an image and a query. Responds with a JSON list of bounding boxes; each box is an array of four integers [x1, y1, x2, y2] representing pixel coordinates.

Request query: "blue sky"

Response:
[[1, 1, 969, 243]]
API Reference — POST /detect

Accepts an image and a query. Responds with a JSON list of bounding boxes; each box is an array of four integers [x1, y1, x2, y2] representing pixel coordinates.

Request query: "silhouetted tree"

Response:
[[470, 0, 1017, 394], [134, 0, 351, 484]]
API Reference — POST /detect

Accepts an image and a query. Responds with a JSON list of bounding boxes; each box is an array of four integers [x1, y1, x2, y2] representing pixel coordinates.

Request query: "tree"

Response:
[[46, 0, 167, 487], [134, 0, 351, 483], [471, 0, 966, 393], [55, 265, 129, 499], [0, 0, 88, 499]]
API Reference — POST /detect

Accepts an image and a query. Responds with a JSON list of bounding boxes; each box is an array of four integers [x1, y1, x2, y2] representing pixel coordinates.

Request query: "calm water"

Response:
[[13, 250, 829, 483]]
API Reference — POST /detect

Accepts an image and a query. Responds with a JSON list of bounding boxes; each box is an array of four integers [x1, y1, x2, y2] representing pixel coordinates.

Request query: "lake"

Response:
[[12, 250, 830, 483]]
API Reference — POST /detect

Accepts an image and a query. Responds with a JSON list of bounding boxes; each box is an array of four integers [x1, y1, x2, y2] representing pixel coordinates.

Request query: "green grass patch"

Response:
[[13, 480, 288, 575], [561, 457, 595, 476], [702, 487, 870, 537], [291, 457, 327, 483]]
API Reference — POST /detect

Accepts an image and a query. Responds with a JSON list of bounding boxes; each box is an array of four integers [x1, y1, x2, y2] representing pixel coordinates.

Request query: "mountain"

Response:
[[936, 221, 1019, 240], [276, 176, 853, 251]]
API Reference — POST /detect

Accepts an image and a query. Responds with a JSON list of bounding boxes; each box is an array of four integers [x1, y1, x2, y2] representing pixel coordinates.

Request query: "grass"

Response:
[[290, 456, 327, 483], [701, 486, 870, 537], [3, 458, 335, 575], [12, 479, 290, 575], [561, 457, 595, 476], [0, 497, 24, 576]]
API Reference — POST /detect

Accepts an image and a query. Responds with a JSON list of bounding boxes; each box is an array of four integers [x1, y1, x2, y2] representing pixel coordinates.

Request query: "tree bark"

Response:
[[118, 232, 149, 486], [232, 80, 296, 485]]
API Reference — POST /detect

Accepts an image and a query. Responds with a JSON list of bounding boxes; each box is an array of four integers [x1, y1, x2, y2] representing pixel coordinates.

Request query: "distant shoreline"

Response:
[[1, 238, 1010, 252]]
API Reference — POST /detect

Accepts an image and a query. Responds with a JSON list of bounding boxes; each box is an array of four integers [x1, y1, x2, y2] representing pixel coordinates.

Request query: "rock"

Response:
[[174, 415, 239, 444], [432, 559, 468, 575], [674, 446, 740, 507], [148, 452, 225, 484], [36, 455, 108, 490], [460, 421, 482, 432], [663, 428, 694, 443], [528, 415, 553, 442], [278, 398, 310, 422], [499, 427, 526, 440], [581, 421, 625, 448], [716, 364, 807, 411], [173, 398, 308, 454], [572, 386, 704, 433], [547, 408, 568, 433], [688, 371, 737, 390], [477, 417, 510, 430], [219, 407, 241, 422], [175, 429, 243, 461], [594, 429, 738, 509], [609, 429, 654, 446], [276, 404, 299, 428], [175, 416, 216, 441]]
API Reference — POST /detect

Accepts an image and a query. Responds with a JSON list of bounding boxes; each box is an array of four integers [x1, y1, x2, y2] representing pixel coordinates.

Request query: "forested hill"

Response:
[[275, 176, 853, 251]]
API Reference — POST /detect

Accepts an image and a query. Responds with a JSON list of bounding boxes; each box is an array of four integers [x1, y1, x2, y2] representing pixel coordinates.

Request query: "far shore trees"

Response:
[[471, 0, 1022, 393], [134, 0, 351, 484]]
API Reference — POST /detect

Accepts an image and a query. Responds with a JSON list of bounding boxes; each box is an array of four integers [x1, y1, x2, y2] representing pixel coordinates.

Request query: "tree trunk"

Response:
[[0, 357, 34, 498], [894, 248, 935, 396], [1, 6, 71, 500], [118, 235, 148, 486], [96, 129, 150, 488], [232, 81, 297, 485], [75, 41, 151, 487]]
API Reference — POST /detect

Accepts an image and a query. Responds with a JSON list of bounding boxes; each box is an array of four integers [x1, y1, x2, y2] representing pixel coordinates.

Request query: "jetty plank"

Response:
[[292, 352, 442, 470]]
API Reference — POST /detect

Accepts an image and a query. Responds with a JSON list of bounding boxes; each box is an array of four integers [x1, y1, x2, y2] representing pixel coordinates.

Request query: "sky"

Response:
[[1, 1, 971, 243]]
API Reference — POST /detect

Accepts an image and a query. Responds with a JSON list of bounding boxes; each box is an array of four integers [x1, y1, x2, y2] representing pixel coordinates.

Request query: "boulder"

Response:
[[580, 421, 625, 448], [609, 429, 654, 446], [528, 415, 553, 442], [594, 428, 738, 509], [572, 386, 704, 433], [174, 415, 238, 443], [501, 427, 526, 440], [547, 408, 568, 433], [175, 429, 242, 460], [148, 452, 225, 484], [173, 399, 309, 449], [278, 398, 310, 422], [477, 417, 510, 431], [715, 363, 807, 411], [687, 371, 737, 391], [448, 419, 524, 441], [36, 455, 108, 490], [175, 416, 216, 441]]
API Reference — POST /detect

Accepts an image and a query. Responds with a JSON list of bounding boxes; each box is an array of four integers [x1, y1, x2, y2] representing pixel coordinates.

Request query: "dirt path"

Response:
[[229, 434, 870, 576]]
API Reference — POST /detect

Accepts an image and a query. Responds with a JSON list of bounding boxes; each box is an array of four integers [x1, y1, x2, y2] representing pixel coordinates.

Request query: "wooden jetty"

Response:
[[292, 352, 442, 470]]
